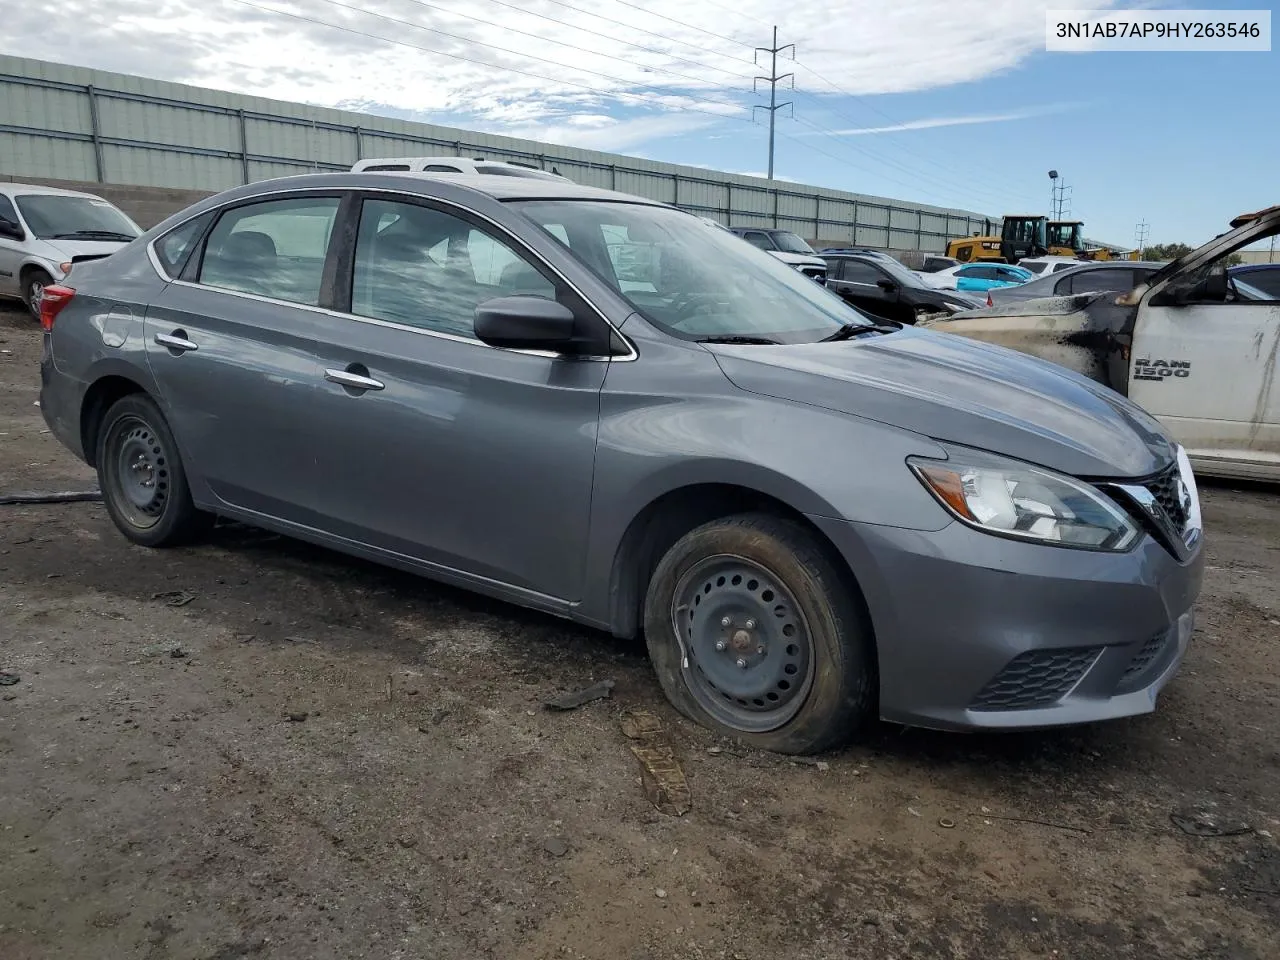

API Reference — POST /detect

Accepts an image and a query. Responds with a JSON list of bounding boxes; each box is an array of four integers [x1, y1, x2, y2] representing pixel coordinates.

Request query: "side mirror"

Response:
[[0, 218, 24, 241], [876, 278, 897, 292], [474, 295, 578, 351]]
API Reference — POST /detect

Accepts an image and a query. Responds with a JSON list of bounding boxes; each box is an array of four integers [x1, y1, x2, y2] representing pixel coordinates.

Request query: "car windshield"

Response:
[[15, 194, 140, 240], [510, 200, 866, 343], [771, 232, 816, 254]]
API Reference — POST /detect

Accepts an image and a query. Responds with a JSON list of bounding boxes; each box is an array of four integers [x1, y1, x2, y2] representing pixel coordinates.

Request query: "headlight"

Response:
[[910, 452, 1139, 551]]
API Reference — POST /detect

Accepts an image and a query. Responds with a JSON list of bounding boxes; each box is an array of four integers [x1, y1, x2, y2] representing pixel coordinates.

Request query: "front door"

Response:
[[298, 195, 607, 601], [0, 193, 24, 298], [1130, 269, 1280, 474]]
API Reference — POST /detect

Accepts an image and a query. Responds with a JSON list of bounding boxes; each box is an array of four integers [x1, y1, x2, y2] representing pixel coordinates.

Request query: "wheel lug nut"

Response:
[[745, 618, 756, 630], [714, 640, 727, 652], [720, 617, 731, 627], [756, 644, 765, 654], [735, 658, 748, 669]]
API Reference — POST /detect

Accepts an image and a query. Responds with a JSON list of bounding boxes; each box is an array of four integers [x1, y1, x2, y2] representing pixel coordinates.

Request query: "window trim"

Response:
[[146, 186, 636, 362]]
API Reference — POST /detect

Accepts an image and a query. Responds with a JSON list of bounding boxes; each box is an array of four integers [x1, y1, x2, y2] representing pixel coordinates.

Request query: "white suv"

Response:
[[0, 183, 141, 316], [350, 157, 570, 181]]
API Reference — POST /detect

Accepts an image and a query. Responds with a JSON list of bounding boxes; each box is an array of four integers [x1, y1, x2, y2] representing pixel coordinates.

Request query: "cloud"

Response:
[[798, 103, 1081, 137], [4, 0, 1120, 149]]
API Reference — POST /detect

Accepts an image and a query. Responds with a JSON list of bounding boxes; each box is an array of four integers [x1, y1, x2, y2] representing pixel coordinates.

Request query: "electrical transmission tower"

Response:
[[754, 27, 794, 180], [1134, 220, 1150, 257]]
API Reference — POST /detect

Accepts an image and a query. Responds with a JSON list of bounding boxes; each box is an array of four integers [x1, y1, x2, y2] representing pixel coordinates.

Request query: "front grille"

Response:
[[1117, 631, 1169, 691], [1145, 463, 1188, 534], [971, 647, 1099, 711]]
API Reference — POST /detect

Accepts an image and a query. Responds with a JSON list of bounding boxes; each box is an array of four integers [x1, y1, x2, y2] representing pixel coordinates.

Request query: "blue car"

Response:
[[951, 263, 1034, 293], [927, 262, 1035, 293]]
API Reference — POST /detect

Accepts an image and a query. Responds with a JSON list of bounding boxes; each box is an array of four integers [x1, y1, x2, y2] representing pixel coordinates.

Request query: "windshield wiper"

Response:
[[695, 335, 783, 345], [50, 230, 137, 241], [819, 320, 899, 342]]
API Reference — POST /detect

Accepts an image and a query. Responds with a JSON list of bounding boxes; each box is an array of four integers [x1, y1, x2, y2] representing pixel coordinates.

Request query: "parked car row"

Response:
[[33, 168, 1212, 753]]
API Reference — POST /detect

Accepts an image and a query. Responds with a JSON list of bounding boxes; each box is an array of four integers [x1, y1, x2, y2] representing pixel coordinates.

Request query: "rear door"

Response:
[[1130, 270, 1280, 476], [143, 192, 348, 520]]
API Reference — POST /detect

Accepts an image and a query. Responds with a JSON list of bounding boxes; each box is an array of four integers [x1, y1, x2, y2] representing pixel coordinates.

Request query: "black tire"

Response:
[[95, 393, 213, 547], [22, 269, 53, 320], [643, 513, 875, 755]]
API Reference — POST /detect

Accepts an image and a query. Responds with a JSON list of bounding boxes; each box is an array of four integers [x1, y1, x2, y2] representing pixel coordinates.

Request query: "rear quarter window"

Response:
[[154, 212, 213, 279]]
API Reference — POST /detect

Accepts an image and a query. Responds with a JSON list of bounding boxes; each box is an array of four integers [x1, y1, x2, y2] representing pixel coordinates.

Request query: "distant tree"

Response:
[[1142, 242, 1243, 267]]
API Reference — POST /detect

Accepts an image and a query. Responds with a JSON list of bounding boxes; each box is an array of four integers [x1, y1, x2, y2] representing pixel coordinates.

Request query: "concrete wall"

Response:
[[0, 175, 211, 229]]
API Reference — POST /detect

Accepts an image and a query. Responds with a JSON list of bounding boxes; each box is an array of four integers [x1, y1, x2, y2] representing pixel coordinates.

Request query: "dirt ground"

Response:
[[1, 303, 1278, 960]]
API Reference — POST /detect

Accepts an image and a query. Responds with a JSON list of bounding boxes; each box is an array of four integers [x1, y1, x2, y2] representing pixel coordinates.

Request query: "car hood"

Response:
[[709, 325, 1174, 479], [767, 251, 826, 268]]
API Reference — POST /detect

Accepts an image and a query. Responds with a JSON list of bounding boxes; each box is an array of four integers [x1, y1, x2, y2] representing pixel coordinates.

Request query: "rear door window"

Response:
[[198, 196, 341, 305]]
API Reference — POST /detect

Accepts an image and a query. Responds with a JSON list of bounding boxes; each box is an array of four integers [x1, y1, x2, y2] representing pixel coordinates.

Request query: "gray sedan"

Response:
[[36, 173, 1203, 753], [988, 260, 1164, 307]]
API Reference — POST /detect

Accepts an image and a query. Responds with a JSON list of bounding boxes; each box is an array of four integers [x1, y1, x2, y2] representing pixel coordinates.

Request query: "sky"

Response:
[[4, 0, 1276, 246]]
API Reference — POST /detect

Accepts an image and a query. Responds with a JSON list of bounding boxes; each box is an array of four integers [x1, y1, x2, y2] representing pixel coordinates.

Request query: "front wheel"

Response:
[[22, 270, 52, 320], [96, 394, 213, 547], [643, 513, 875, 755]]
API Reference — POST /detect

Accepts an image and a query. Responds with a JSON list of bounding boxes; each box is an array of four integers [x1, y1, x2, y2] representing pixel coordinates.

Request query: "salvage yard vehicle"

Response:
[[926, 206, 1280, 481], [0, 183, 141, 317], [729, 227, 827, 283], [923, 262, 1033, 293], [987, 261, 1163, 308], [823, 251, 984, 323], [38, 173, 1203, 753]]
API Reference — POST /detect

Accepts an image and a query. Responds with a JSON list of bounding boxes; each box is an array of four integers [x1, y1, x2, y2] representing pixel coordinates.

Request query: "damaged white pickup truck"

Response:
[[923, 206, 1280, 481]]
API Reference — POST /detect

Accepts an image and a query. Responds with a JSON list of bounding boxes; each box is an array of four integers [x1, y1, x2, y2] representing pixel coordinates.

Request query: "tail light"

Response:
[[39, 285, 76, 332], [986, 293, 993, 307]]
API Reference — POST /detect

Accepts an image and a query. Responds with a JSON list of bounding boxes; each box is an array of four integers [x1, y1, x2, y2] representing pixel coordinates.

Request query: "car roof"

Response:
[[0, 181, 108, 200]]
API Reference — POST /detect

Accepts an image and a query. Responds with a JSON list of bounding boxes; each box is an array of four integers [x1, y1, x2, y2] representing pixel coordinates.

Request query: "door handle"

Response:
[[155, 332, 198, 352], [324, 368, 385, 392]]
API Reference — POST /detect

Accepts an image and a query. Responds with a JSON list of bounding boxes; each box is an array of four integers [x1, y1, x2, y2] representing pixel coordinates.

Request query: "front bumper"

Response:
[[809, 514, 1204, 731]]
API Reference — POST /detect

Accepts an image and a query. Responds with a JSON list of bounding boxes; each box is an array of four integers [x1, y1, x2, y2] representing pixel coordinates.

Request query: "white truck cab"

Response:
[[927, 205, 1280, 481]]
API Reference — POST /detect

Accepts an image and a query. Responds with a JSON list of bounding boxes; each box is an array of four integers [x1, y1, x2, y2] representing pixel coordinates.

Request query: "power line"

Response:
[[789, 61, 1040, 206], [225, 0, 745, 118], [392, 0, 754, 89], [606, 0, 757, 51], [467, 0, 758, 79], [788, 114, 1024, 211], [223, 0, 749, 122], [753, 27, 793, 180]]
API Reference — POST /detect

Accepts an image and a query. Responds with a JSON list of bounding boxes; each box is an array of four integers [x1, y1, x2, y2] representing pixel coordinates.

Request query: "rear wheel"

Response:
[[643, 513, 875, 755], [22, 270, 52, 319], [96, 394, 212, 547]]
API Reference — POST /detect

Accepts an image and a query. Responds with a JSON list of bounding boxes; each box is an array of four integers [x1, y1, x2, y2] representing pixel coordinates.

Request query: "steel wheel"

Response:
[[104, 415, 171, 530], [24, 273, 49, 318], [672, 554, 816, 733]]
